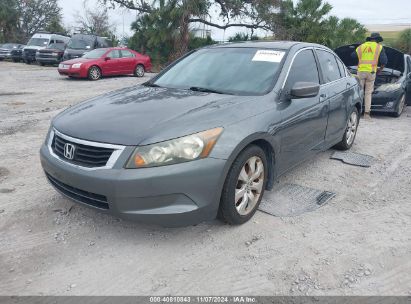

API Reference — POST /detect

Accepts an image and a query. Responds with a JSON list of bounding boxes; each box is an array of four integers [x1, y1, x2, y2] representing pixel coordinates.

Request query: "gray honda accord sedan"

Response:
[[40, 41, 363, 227]]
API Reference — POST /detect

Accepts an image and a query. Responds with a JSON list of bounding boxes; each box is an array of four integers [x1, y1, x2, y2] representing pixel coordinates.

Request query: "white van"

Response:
[[23, 32, 70, 64]]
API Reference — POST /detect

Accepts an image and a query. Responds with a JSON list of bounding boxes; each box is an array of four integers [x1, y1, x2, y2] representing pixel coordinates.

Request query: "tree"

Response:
[[0, 0, 19, 43], [17, 0, 63, 40], [272, 0, 366, 49], [102, 0, 281, 60], [396, 29, 411, 55], [228, 32, 259, 42], [74, 1, 118, 45]]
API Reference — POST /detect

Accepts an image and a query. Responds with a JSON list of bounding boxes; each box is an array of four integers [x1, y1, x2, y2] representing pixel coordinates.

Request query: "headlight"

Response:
[[376, 83, 402, 92], [125, 127, 223, 168], [72, 63, 82, 68]]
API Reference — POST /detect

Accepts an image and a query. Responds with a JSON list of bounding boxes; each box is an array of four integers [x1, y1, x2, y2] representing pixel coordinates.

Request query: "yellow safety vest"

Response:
[[356, 41, 383, 73]]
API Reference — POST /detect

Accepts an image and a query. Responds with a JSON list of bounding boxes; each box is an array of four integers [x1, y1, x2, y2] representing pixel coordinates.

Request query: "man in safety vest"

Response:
[[355, 32, 388, 119]]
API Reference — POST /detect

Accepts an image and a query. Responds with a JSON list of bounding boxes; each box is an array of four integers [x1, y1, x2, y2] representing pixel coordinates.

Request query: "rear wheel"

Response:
[[219, 145, 267, 225], [134, 64, 145, 77], [393, 94, 406, 117], [88, 66, 101, 80], [334, 107, 359, 150]]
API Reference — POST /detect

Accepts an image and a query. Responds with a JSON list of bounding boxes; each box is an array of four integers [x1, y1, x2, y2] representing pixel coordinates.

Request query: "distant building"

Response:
[[191, 28, 212, 39]]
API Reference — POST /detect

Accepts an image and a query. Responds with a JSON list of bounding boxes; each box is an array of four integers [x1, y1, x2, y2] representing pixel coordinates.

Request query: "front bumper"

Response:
[[58, 68, 86, 78], [371, 89, 404, 113], [40, 140, 227, 227], [0, 52, 12, 59], [36, 56, 61, 64]]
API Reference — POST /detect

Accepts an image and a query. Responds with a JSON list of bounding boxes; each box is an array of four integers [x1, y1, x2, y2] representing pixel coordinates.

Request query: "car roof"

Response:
[[207, 41, 328, 50]]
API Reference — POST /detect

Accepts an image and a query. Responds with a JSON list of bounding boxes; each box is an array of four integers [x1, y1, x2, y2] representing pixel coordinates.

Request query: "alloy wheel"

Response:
[[135, 65, 144, 77], [346, 111, 358, 145], [235, 156, 265, 216], [89, 67, 101, 80]]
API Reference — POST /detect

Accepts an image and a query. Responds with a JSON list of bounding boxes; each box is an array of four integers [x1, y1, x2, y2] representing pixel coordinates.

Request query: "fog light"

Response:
[[385, 102, 394, 108]]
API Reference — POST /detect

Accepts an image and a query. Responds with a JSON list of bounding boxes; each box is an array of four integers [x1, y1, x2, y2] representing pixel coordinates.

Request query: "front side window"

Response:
[[284, 49, 320, 93], [336, 57, 347, 77], [108, 50, 121, 58], [317, 50, 341, 83], [82, 49, 107, 59], [153, 47, 286, 95]]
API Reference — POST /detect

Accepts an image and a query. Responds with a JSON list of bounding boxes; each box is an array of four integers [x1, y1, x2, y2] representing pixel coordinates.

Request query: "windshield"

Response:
[[27, 38, 49, 47], [68, 36, 94, 50], [48, 43, 65, 51], [82, 49, 107, 59], [2, 43, 18, 49], [153, 47, 285, 95]]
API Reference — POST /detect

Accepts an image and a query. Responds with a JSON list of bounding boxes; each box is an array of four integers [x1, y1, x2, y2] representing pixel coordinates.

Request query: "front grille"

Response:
[[24, 49, 36, 55], [52, 134, 114, 168], [46, 173, 109, 209]]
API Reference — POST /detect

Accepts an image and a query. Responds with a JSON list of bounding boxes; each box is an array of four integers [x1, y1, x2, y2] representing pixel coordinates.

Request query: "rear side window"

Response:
[[121, 50, 134, 58], [316, 50, 341, 83], [407, 57, 411, 73], [284, 49, 320, 93]]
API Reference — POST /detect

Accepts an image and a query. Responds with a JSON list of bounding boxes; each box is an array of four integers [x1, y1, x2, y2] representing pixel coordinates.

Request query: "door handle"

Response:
[[320, 93, 327, 99], [346, 83, 351, 89]]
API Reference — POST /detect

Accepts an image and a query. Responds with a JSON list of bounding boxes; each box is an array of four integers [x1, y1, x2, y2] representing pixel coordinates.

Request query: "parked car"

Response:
[[23, 32, 70, 64], [58, 47, 151, 80], [0, 43, 25, 62], [36, 42, 66, 65], [63, 34, 112, 60], [41, 41, 362, 227], [335, 44, 411, 117]]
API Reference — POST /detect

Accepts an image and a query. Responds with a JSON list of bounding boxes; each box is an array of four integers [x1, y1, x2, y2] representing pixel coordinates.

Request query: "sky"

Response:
[[58, 0, 411, 40]]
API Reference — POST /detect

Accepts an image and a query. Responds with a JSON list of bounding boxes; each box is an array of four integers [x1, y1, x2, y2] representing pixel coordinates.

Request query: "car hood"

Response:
[[335, 44, 405, 73], [61, 57, 97, 65], [23, 46, 45, 51], [53, 86, 264, 146]]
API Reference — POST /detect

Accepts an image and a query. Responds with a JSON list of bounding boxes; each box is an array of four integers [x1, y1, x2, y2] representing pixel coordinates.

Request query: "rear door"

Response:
[[315, 49, 349, 145], [277, 48, 328, 173]]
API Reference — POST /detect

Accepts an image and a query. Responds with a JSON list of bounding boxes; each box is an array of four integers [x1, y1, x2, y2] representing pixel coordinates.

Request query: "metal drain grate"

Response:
[[331, 151, 374, 167], [259, 184, 336, 217]]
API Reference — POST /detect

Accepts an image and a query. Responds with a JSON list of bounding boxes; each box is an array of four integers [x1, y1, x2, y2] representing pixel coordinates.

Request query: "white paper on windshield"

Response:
[[252, 50, 285, 63]]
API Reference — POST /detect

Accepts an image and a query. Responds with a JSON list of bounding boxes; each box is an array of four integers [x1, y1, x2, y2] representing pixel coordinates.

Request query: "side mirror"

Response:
[[104, 56, 111, 61], [290, 82, 320, 99]]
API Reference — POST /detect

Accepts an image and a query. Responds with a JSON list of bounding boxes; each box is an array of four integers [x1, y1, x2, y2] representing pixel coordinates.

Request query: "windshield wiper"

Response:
[[143, 82, 161, 88], [189, 86, 228, 95]]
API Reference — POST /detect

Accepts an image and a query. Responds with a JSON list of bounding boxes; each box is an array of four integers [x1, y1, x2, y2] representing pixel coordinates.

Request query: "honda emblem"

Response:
[[63, 143, 75, 160]]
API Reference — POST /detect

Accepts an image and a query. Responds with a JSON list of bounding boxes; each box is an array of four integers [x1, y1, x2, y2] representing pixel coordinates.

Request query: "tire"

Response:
[[12, 59, 19, 63], [39, 62, 45, 66], [88, 66, 101, 80], [219, 145, 268, 225], [334, 107, 359, 150], [134, 64, 145, 77], [393, 94, 406, 117]]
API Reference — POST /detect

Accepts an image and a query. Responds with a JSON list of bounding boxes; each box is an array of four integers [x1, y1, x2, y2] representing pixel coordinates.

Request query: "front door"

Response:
[[102, 50, 121, 75], [277, 49, 328, 174], [316, 49, 350, 145]]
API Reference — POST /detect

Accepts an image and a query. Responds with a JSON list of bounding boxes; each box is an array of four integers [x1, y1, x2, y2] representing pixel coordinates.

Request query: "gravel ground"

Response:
[[0, 61, 411, 296]]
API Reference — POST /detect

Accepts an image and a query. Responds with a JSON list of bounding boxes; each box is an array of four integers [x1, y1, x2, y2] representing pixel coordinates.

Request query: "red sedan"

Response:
[[58, 47, 152, 80]]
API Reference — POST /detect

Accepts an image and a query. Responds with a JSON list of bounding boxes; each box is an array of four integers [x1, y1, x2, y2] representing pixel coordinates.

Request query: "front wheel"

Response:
[[219, 145, 267, 225], [134, 64, 145, 77], [393, 94, 405, 117], [88, 66, 101, 80], [334, 107, 359, 150]]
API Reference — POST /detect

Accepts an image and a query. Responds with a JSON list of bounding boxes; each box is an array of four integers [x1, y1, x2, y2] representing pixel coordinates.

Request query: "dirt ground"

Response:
[[0, 61, 410, 296]]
